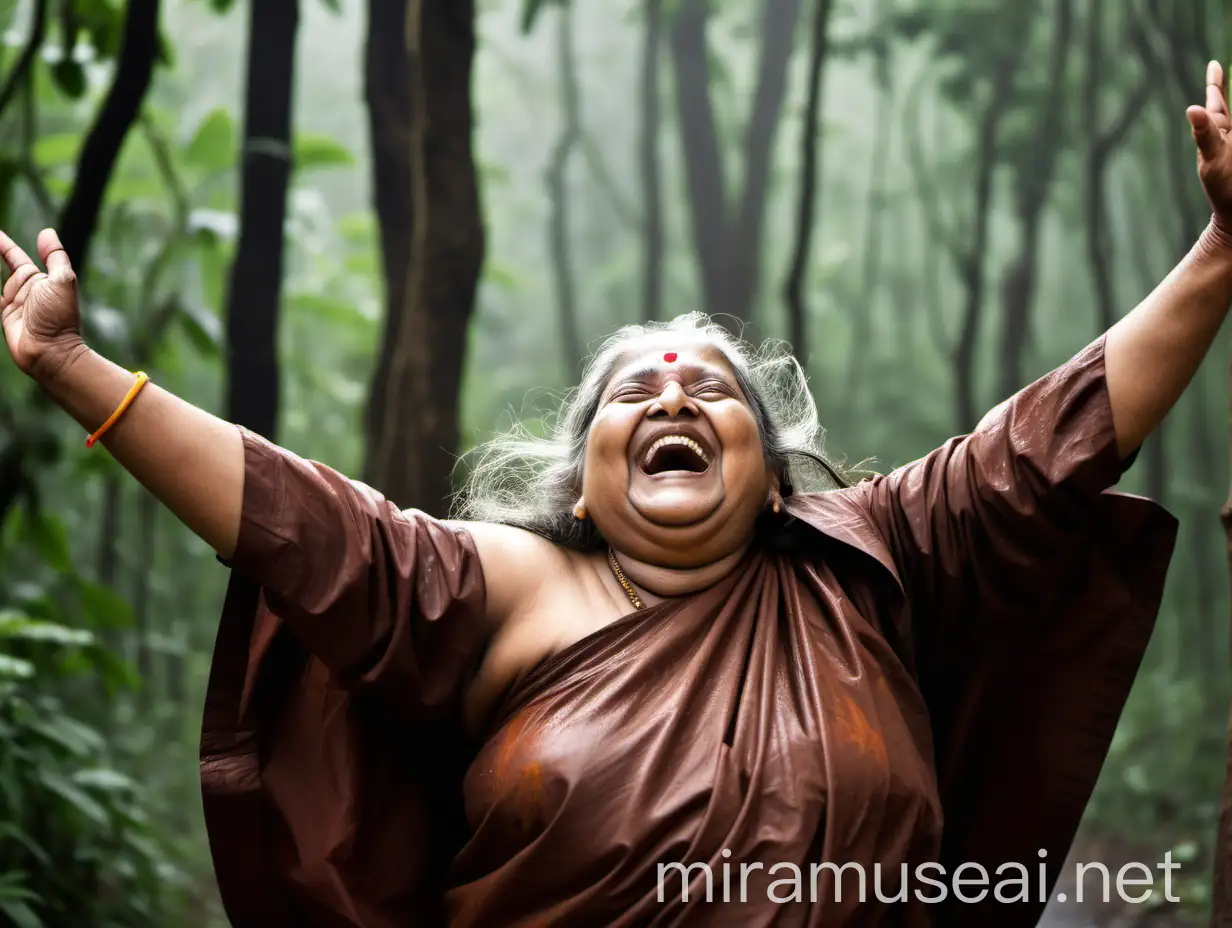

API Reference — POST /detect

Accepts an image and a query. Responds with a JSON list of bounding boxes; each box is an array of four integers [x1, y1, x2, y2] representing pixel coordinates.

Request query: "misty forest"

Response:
[[0, 0, 1229, 924]]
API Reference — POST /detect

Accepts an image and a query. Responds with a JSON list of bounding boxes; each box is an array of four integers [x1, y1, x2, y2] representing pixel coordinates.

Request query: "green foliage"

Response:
[[294, 132, 355, 174], [0, 515, 188, 926]]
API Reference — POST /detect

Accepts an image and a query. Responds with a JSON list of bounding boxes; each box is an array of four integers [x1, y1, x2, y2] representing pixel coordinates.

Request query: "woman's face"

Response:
[[580, 335, 775, 568]]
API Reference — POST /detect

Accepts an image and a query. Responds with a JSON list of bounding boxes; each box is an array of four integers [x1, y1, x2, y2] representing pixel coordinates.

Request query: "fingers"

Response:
[[37, 229, 73, 282], [1208, 60, 1229, 115], [1188, 105, 1221, 158], [2, 264, 41, 307], [0, 230, 36, 275], [8, 268, 45, 311]]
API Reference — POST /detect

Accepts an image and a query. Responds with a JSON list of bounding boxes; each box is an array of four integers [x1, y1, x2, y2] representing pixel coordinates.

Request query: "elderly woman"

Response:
[[5, 65, 1232, 928]]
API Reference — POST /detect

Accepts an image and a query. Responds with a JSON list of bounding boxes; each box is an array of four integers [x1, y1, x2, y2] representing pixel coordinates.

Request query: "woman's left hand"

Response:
[[1188, 60, 1232, 225]]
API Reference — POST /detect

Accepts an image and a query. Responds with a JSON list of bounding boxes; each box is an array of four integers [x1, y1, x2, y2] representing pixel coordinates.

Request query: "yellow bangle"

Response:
[[86, 371, 150, 448]]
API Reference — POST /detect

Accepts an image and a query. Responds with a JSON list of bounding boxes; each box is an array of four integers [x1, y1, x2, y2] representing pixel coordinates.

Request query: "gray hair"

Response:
[[451, 313, 855, 551]]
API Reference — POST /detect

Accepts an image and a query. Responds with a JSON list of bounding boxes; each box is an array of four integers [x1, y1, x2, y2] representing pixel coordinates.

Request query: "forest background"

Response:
[[0, 0, 1228, 925]]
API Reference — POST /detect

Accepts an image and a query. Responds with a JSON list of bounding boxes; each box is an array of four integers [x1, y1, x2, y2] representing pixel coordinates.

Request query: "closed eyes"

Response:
[[608, 381, 734, 403]]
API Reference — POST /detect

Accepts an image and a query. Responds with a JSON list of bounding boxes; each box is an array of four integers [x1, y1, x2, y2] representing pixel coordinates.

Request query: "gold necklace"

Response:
[[607, 548, 646, 611]]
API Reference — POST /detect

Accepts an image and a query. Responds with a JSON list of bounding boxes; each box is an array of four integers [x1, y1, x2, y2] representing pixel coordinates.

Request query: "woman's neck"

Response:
[[610, 545, 749, 604]]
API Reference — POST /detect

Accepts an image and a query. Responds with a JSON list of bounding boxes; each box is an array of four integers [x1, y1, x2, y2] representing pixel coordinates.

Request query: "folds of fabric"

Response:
[[200, 336, 1179, 928]]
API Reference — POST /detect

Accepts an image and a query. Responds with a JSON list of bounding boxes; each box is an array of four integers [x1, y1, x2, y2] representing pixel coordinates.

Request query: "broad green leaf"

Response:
[[32, 133, 81, 168], [38, 771, 110, 827], [77, 582, 135, 630], [86, 646, 140, 694], [185, 108, 236, 174], [29, 715, 105, 756], [0, 898, 41, 928], [51, 59, 87, 99], [294, 133, 354, 173], [24, 511, 72, 573], [0, 823, 50, 866], [73, 767, 137, 793], [0, 614, 93, 647], [0, 656, 34, 679], [177, 302, 223, 357]]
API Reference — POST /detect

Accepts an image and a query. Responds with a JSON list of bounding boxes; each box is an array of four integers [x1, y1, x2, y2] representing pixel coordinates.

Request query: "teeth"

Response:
[[645, 435, 710, 466]]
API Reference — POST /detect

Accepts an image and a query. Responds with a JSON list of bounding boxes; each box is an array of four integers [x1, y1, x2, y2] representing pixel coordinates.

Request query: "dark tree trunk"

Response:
[[362, 0, 414, 475], [952, 81, 1013, 431], [546, 2, 582, 376], [849, 0, 893, 392], [366, 0, 484, 515], [995, 0, 1072, 401], [668, 0, 728, 317], [783, 0, 835, 370], [5, 0, 159, 560], [0, 0, 48, 121], [1084, 0, 1151, 333], [58, 0, 161, 281], [727, 0, 803, 320], [670, 0, 802, 326], [223, 0, 299, 439], [639, 0, 664, 323]]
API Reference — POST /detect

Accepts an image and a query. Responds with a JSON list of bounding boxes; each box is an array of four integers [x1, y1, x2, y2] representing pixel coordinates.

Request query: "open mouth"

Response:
[[641, 435, 712, 476]]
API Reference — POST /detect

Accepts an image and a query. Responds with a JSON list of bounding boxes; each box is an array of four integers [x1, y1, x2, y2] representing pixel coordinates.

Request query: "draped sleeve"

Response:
[[200, 427, 487, 928], [852, 334, 1135, 661]]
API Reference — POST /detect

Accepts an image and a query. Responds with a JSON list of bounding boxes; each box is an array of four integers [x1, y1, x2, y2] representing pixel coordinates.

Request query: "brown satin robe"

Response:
[[200, 335, 1181, 928]]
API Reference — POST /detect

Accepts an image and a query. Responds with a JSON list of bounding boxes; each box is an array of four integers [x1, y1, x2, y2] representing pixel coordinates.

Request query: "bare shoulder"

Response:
[[443, 519, 575, 624]]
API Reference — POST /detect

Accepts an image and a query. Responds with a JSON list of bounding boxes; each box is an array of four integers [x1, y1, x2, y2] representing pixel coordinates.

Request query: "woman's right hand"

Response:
[[0, 228, 83, 380]]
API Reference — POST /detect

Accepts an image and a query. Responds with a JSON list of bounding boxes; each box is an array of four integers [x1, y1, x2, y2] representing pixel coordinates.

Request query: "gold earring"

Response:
[[573, 499, 587, 521], [771, 492, 782, 515]]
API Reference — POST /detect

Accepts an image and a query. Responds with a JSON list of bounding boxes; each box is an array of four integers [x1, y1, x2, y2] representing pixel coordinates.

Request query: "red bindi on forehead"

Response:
[[663, 352, 677, 363]]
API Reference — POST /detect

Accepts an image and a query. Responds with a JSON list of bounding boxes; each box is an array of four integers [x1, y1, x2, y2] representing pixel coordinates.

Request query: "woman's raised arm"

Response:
[[1104, 60, 1232, 455], [1, 228, 245, 557]]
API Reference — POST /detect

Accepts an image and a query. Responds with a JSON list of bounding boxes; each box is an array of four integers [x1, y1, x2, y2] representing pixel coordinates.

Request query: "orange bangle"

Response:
[[86, 371, 150, 448]]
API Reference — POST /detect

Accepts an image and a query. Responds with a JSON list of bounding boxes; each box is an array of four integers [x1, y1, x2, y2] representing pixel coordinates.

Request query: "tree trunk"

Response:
[[365, 0, 484, 515], [952, 92, 1010, 431], [639, 0, 664, 323], [0, 0, 48, 122], [1083, 1, 1151, 333], [670, 0, 802, 326], [995, 0, 1072, 401], [850, 0, 893, 392], [362, 0, 414, 475], [223, 0, 299, 439], [782, 0, 835, 371], [726, 0, 803, 320], [58, 0, 160, 281], [546, 2, 582, 376], [668, 0, 729, 317]]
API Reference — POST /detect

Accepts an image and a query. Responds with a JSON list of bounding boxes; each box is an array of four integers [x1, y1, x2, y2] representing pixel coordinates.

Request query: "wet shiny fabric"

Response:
[[200, 336, 1179, 928]]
